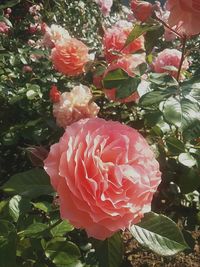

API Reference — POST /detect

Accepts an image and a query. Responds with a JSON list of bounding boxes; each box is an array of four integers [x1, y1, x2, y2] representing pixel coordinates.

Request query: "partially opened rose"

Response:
[[103, 20, 144, 62], [44, 118, 161, 240], [166, 0, 200, 36], [52, 85, 99, 128], [51, 38, 89, 76], [43, 24, 71, 48], [103, 53, 146, 103], [153, 48, 189, 79]]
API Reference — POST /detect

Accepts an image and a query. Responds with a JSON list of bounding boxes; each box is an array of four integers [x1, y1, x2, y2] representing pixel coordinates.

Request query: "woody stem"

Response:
[[154, 15, 182, 39], [176, 36, 187, 82]]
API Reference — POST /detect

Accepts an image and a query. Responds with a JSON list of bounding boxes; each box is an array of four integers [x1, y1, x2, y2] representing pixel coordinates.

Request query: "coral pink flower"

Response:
[[153, 48, 189, 79], [94, 0, 113, 16], [52, 85, 99, 128], [0, 22, 10, 33], [43, 24, 71, 48], [51, 38, 89, 76], [103, 53, 146, 103], [44, 118, 161, 240], [130, 0, 153, 22], [103, 20, 144, 62], [50, 85, 61, 103], [166, 0, 200, 36]]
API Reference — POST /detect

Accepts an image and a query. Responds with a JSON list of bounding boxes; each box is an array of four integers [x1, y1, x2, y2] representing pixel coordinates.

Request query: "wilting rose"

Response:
[[0, 22, 10, 33], [166, 0, 200, 36], [103, 20, 144, 62], [153, 48, 189, 79], [94, 0, 113, 16], [52, 85, 99, 128], [130, 0, 153, 22], [44, 118, 161, 240], [103, 53, 146, 103], [51, 38, 89, 76], [43, 24, 71, 48]]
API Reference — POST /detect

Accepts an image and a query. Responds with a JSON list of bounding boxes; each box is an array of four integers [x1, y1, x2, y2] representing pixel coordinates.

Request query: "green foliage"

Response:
[[0, 0, 200, 266], [130, 212, 189, 256]]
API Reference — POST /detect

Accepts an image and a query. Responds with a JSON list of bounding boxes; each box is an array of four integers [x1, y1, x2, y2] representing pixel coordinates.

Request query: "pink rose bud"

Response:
[[22, 65, 33, 73], [50, 85, 61, 103], [0, 22, 10, 34], [52, 85, 100, 128], [130, 0, 153, 22], [6, 8, 12, 14], [26, 146, 48, 167], [44, 118, 161, 240]]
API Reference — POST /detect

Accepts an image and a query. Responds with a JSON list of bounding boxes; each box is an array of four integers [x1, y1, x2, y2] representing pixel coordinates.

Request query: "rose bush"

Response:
[[0, 0, 200, 266]]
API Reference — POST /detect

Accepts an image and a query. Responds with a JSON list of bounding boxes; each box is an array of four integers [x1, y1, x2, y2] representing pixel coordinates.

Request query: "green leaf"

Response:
[[50, 220, 74, 237], [139, 88, 176, 106], [149, 73, 178, 87], [94, 232, 123, 267], [165, 137, 185, 155], [178, 153, 197, 168], [0, 220, 17, 267], [0, 0, 20, 9], [45, 240, 81, 266], [19, 223, 49, 238], [178, 168, 200, 194], [125, 24, 158, 48], [163, 97, 182, 127], [103, 68, 140, 99], [32, 202, 52, 213], [130, 212, 189, 256], [145, 25, 164, 54], [1, 168, 54, 198], [9, 195, 31, 222]]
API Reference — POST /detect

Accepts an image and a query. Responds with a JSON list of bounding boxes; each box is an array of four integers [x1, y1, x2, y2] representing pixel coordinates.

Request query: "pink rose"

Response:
[[43, 24, 71, 48], [103, 20, 144, 63], [44, 118, 161, 240], [0, 22, 10, 34], [52, 85, 99, 128], [103, 53, 146, 103], [153, 48, 189, 80], [94, 0, 113, 16], [51, 38, 89, 76], [130, 0, 153, 22], [166, 0, 200, 36]]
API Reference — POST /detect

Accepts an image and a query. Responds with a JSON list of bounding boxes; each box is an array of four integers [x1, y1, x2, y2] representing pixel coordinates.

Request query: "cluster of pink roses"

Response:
[[43, 0, 200, 241]]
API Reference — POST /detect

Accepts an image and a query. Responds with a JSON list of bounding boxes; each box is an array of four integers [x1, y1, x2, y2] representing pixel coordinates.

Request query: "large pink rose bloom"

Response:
[[51, 38, 89, 76], [103, 20, 144, 63], [44, 118, 161, 240], [53, 85, 99, 128], [94, 0, 113, 16], [166, 0, 200, 36], [153, 48, 189, 79], [103, 53, 146, 103]]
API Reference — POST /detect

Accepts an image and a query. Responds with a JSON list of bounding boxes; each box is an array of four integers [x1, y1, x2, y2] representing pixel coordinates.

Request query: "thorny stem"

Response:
[[176, 35, 187, 82]]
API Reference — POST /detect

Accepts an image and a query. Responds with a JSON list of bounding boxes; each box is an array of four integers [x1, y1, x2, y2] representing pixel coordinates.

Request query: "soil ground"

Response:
[[123, 231, 200, 267]]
